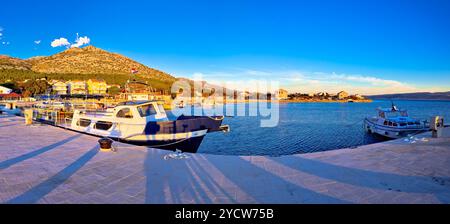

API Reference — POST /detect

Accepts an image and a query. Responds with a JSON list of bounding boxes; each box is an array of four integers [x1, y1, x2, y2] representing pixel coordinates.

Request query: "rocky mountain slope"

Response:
[[0, 45, 175, 83]]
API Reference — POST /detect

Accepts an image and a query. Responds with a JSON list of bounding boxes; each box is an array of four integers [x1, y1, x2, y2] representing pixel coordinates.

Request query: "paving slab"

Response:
[[1, 115, 449, 204]]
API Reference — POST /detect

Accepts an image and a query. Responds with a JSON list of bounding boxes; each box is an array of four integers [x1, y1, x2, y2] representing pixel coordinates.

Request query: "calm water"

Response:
[[172, 100, 450, 156]]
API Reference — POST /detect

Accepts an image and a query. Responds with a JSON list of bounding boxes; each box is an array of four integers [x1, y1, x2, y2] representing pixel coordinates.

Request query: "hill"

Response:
[[368, 91, 450, 101], [0, 46, 176, 91], [0, 55, 32, 70]]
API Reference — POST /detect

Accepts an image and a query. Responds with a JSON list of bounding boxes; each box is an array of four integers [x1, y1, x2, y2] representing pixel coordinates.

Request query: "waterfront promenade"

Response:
[[1, 114, 449, 204]]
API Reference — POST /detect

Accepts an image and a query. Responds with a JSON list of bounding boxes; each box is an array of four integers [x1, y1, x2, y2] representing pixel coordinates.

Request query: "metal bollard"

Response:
[[98, 137, 114, 152], [24, 109, 33, 125], [430, 116, 444, 138]]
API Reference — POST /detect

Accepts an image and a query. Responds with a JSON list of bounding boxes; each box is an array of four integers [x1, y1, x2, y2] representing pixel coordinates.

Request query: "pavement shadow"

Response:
[[268, 155, 450, 202], [0, 134, 82, 170], [144, 149, 220, 203], [206, 155, 348, 203], [143, 149, 347, 203], [7, 145, 99, 204]]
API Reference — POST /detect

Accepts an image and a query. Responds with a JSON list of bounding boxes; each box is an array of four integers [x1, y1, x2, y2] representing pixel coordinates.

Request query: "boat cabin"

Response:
[[72, 101, 169, 132], [376, 107, 421, 128], [110, 101, 169, 121]]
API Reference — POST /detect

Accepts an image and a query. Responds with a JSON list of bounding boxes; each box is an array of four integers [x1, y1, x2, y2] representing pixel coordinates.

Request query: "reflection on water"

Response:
[[170, 100, 450, 156]]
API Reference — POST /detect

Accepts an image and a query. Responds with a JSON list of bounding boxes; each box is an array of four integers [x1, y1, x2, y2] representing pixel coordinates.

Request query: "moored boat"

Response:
[[65, 100, 229, 153], [364, 103, 429, 138]]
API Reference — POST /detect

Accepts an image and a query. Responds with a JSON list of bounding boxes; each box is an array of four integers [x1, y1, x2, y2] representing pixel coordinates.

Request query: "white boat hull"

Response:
[[364, 118, 428, 139]]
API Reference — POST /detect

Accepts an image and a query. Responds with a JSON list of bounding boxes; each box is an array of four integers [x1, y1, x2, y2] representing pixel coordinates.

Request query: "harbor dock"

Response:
[[1, 114, 449, 204]]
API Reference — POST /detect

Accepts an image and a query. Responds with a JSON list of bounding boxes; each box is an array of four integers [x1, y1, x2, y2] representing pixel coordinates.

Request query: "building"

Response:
[[87, 79, 107, 95], [48, 79, 60, 85], [0, 92, 22, 100], [275, 89, 289, 100], [52, 81, 68, 95], [0, 86, 12, 94], [354, 94, 365, 100], [239, 91, 251, 100], [336, 91, 349, 100], [127, 93, 149, 101], [107, 84, 121, 89], [67, 80, 87, 95]]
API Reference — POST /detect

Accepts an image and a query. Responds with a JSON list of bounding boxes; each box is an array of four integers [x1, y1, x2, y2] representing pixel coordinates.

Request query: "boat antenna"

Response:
[[391, 99, 398, 111]]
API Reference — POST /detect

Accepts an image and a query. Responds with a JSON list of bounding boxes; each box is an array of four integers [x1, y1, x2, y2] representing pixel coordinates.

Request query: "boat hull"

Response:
[[67, 115, 223, 153], [364, 118, 428, 139], [114, 135, 206, 153], [29, 103, 227, 153]]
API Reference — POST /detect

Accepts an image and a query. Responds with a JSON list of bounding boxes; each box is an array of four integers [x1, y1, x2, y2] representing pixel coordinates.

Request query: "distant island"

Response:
[[279, 90, 372, 103], [367, 91, 450, 101]]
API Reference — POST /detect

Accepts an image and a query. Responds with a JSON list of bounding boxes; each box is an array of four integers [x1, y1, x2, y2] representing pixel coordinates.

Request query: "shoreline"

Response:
[[212, 98, 373, 105]]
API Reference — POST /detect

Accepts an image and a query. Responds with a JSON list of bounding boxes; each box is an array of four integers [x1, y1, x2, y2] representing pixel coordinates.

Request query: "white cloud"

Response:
[[34, 40, 41, 45], [179, 67, 450, 95], [50, 34, 91, 48], [51, 37, 70, 47], [329, 73, 405, 87], [70, 35, 90, 48], [282, 71, 420, 95], [183, 69, 435, 95]]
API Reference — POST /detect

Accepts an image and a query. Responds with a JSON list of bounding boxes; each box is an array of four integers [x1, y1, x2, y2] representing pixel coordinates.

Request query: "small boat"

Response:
[[364, 103, 429, 138], [65, 100, 230, 153], [0, 102, 22, 116]]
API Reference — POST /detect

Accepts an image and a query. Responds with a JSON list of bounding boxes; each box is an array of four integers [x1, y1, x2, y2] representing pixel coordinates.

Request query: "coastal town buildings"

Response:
[[0, 86, 12, 94], [275, 89, 289, 100], [336, 91, 349, 99], [67, 80, 87, 95], [52, 81, 68, 95], [87, 79, 107, 95], [0, 92, 22, 100], [354, 94, 364, 100]]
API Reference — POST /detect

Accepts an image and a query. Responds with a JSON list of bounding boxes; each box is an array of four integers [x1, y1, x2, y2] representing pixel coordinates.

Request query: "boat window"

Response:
[[386, 111, 401, 118], [94, 121, 113, 130], [158, 104, 166, 114], [415, 121, 421, 125], [399, 123, 407, 126], [116, 108, 133, 118], [384, 121, 388, 125], [388, 121, 393, 126], [408, 122, 414, 125], [77, 118, 91, 127], [393, 123, 398, 127], [137, 104, 157, 117]]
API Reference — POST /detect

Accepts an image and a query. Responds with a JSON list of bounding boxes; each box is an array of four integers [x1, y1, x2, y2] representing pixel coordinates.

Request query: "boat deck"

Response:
[[1, 114, 450, 204]]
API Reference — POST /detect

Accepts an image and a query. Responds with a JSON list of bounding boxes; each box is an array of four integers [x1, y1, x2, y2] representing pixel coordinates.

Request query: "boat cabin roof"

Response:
[[117, 100, 162, 106], [377, 107, 407, 113]]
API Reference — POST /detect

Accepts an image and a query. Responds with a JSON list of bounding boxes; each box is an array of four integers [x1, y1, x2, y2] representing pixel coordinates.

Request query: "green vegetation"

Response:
[[106, 86, 121, 95], [18, 79, 51, 97], [0, 69, 174, 93]]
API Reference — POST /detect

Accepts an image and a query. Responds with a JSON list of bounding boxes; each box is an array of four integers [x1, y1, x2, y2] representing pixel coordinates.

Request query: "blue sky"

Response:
[[0, 0, 449, 94]]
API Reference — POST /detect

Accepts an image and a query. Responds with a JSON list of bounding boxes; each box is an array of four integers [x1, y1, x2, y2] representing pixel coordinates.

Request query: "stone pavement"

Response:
[[1, 114, 449, 204]]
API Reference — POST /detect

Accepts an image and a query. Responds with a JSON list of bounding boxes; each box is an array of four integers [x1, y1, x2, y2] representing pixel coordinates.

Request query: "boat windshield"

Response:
[[137, 104, 157, 117], [157, 104, 166, 114], [386, 111, 408, 118]]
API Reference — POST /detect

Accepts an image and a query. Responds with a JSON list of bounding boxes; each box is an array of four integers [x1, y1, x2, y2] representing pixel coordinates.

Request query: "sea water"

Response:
[[170, 100, 450, 156]]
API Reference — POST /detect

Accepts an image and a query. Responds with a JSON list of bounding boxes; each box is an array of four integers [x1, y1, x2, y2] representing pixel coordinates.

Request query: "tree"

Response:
[[18, 79, 51, 97], [107, 86, 121, 96]]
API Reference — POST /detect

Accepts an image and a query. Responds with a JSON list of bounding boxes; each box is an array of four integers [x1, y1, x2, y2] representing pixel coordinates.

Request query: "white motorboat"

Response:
[[58, 100, 229, 153], [364, 103, 429, 139]]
